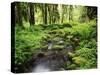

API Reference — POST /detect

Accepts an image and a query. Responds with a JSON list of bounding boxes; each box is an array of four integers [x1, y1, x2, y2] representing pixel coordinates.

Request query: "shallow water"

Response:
[[23, 38, 74, 73], [30, 53, 67, 72], [32, 64, 51, 72]]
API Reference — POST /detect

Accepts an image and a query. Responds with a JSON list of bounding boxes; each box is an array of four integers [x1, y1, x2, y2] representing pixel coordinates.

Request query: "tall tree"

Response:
[[44, 4, 47, 24], [86, 6, 97, 21], [29, 3, 35, 25], [52, 4, 59, 23], [48, 4, 52, 24], [15, 2, 23, 26], [69, 5, 73, 22]]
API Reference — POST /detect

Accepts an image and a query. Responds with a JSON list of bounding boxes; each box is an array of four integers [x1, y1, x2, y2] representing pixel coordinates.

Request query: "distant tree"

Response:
[[48, 4, 53, 24], [53, 4, 59, 23], [79, 6, 89, 22], [86, 6, 97, 21], [79, 6, 97, 22], [69, 5, 73, 22], [15, 2, 23, 26], [44, 4, 47, 24], [21, 3, 29, 22], [61, 5, 68, 23], [29, 3, 35, 25]]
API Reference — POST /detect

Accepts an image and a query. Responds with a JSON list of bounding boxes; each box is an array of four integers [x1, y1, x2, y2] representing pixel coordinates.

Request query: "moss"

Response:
[[68, 52, 75, 58], [41, 45, 48, 51], [67, 64, 77, 70], [72, 56, 86, 65], [67, 35, 73, 39], [52, 45, 64, 50]]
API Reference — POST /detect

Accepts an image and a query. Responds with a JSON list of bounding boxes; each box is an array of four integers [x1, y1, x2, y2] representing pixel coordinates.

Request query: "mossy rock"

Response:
[[57, 41, 65, 45], [53, 37, 64, 45], [67, 64, 77, 70], [42, 34, 54, 41], [65, 41, 72, 45], [52, 45, 64, 50], [62, 61, 77, 70], [48, 29, 65, 38], [48, 30, 57, 34], [68, 52, 75, 58], [66, 35, 73, 39], [41, 45, 48, 51], [53, 37, 61, 42], [72, 56, 86, 65]]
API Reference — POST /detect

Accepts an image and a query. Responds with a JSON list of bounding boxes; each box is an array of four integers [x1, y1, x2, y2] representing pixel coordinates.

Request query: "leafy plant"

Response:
[[73, 47, 97, 69], [71, 23, 94, 40]]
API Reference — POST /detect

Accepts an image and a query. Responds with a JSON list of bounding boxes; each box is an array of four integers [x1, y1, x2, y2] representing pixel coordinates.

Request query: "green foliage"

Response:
[[62, 23, 72, 28], [68, 52, 75, 58], [15, 20, 97, 71], [15, 26, 45, 65], [71, 23, 94, 40], [75, 48, 96, 60], [79, 39, 97, 49], [73, 47, 97, 69], [67, 64, 77, 70], [72, 56, 86, 65]]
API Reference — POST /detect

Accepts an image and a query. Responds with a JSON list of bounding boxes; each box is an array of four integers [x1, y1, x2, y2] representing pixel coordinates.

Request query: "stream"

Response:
[[23, 37, 74, 73]]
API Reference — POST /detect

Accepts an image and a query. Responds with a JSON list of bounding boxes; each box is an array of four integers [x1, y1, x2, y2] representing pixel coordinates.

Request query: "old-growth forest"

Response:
[[14, 2, 97, 73]]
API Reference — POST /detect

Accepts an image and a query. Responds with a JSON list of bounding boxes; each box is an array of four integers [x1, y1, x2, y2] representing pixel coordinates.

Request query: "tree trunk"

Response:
[[69, 5, 73, 22], [29, 3, 35, 25], [86, 6, 97, 21], [15, 3, 23, 26], [44, 4, 47, 24]]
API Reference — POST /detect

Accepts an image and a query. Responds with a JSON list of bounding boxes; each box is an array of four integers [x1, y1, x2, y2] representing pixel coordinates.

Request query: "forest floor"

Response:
[[15, 21, 97, 73]]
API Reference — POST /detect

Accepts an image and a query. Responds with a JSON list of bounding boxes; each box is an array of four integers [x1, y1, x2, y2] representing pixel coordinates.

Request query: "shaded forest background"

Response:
[[15, 2, 97, 26], [14, 2, 97, 73]]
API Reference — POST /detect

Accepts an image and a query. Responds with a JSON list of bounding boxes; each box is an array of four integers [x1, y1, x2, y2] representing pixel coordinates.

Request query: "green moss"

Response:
[[72, 56, 86, 65], [68, 52, 75, 57], [67, 64, 77, 70], [52, 45, 64, 50]]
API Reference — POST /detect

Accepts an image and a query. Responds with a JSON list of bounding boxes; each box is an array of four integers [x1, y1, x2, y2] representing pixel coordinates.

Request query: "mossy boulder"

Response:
[[41, 45, 48, 51], [52, 45, 64, 50], [67, 64, 77, 70], [66, 35, 73, 39], [57, 41, 64, 45], [72, 56, 86, 65], [68, 52, 75, 58]]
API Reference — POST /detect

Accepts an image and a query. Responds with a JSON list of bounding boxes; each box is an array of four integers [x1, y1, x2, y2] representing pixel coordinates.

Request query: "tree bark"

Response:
[[15, 3, 23, 26], [29, 3, 35, 25], [44, 4, 47, 24]]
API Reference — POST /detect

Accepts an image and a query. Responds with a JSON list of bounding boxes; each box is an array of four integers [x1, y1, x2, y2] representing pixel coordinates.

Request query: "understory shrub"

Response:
[[73, 47, 97, 69]]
